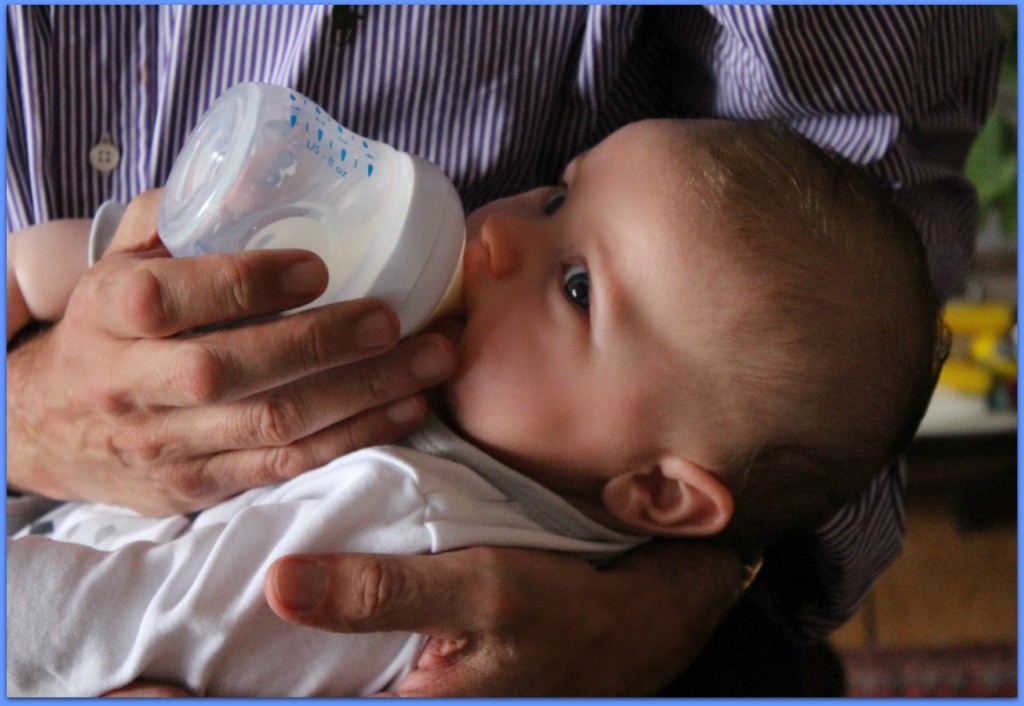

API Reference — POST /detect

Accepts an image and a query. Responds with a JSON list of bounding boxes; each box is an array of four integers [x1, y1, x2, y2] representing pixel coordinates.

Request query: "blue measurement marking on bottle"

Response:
[[286, 94, 371, 177]]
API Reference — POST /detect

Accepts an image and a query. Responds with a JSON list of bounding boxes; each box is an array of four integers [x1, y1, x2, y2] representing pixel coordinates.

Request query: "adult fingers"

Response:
[[94, 187, 333, 337], [90, 248, 329, 339], [156, 334, 455, 453], [102, 188, 164, 256], [115, 399, 429, 513], [111, 299, 408, 407], [195, 394, 429, 488]]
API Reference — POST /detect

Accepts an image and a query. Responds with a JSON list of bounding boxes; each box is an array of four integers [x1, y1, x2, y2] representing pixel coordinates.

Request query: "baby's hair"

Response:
[[693, 120, 949, 541]]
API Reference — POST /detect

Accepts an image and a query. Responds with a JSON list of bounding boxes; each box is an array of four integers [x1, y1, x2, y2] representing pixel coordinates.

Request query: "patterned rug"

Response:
[[840, 644, 1017, 697]]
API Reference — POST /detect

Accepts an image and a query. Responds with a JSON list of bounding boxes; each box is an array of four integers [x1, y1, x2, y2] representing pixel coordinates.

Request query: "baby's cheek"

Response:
[[447, 308, 558, 440]]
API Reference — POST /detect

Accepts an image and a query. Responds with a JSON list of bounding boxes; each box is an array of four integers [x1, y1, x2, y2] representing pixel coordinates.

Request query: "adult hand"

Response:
[[6, 190, 457, 515], [265, 541, 746, 696]]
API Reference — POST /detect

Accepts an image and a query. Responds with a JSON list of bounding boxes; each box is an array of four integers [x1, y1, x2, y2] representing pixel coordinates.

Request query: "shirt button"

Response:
[[89, 136, 120, 173]]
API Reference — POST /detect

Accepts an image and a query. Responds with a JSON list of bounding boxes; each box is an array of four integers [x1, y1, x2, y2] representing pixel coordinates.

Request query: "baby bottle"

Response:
[[158, 82, 465, 336]]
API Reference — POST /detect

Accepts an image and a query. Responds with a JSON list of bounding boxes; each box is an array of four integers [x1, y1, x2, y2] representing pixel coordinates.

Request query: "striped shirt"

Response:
[[5, 5, 1003, 640]]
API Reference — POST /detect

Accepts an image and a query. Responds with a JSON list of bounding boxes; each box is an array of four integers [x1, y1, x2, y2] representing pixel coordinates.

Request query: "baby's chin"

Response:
[[434, 380, 521, 471]]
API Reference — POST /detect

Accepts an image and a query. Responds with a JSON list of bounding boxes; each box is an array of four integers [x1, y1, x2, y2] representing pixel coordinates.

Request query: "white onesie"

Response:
[[6, 415, 643, 696]]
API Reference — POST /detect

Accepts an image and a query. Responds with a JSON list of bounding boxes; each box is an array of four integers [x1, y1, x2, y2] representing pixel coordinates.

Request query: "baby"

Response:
[[6, 119, 946, 696]]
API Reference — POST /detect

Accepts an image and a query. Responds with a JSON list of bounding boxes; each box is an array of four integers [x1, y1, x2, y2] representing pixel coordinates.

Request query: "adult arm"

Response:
[[6, 190, 457, 515], [266, 540, 747, 696]]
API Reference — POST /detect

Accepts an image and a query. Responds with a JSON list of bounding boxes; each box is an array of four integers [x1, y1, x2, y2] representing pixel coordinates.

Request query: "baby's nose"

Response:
[[480, 215, 522, 278]]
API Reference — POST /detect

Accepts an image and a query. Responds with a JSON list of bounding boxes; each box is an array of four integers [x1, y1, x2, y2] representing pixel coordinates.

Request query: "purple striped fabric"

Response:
[[5, 5, 1003, 639]]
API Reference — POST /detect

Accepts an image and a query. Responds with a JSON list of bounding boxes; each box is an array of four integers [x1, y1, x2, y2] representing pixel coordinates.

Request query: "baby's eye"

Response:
[[562, 263, 590, 312], [544, 190, 567, 216]]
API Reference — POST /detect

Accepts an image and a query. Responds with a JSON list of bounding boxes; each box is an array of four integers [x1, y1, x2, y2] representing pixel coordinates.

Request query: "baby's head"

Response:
[[443, 119, 946, 543]]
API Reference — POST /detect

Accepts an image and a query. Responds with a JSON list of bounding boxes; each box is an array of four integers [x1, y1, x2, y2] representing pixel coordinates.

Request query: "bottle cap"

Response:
[[159, 82, 261, 253]]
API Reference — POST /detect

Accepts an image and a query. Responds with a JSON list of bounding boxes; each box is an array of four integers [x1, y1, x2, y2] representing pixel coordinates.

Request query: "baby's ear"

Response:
[[602, 457, 733, 537]]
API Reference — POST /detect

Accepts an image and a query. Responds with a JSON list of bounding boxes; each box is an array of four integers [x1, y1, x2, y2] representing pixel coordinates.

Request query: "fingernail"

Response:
[[274, 559, 327, 610], [386, 397, 423, 425], [411, 341, 454, 381], [280, 260, 327, 297], [355, 309, 397, 349]]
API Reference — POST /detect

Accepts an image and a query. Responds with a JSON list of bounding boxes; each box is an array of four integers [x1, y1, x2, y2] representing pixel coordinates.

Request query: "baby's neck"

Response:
[[428, 395, 645, 536]]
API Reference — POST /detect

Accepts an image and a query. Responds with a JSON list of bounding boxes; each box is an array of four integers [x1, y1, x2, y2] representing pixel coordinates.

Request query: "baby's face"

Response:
[[443, 120, 744, 500]]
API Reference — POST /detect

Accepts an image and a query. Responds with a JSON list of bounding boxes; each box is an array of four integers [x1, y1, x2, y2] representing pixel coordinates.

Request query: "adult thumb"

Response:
[[264, 552, 472, 636], [101, 189, 167, 259]]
